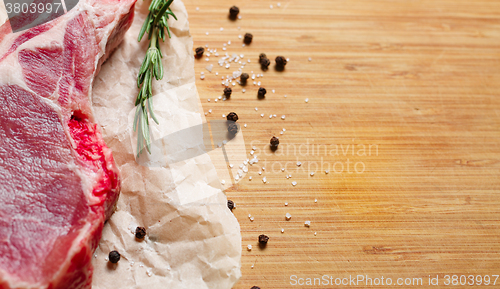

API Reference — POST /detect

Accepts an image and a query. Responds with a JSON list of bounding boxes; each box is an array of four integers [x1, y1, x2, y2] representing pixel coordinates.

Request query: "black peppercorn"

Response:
[[227, 200, 235, 211], [259, 53, 267, 62], [260, 57, 270, 70], [195, 47, 204, 58], [223, 87, 232, 98], [228, 122, 239, 135], [135, 227, 146, 239], [227, 112, 238, 122], [251, 287, 261, 289], [275, 56, 287, 69], [258, 234, 269, 245], [258, 87, 267, 98], [244, 33, 253, 44], [240, 73, 249, 83], [229, 6, 239, 18], [108, 251, 121, 263], [270, 136, 279, 148]]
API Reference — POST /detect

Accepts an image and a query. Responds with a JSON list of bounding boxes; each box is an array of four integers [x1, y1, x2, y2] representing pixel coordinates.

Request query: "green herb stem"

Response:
[[134, 0, 176, 157]]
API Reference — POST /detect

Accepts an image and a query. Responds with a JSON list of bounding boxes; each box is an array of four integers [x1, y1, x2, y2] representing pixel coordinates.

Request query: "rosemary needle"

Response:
[[134, 0, 177, 156]]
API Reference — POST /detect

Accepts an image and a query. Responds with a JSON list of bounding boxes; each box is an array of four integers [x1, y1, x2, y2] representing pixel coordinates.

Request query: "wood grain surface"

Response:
[[183, 0, 500, 288]]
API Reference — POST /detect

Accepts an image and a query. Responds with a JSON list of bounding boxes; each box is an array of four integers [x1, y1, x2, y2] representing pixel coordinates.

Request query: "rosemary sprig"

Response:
[[134, 0, 177, 156]]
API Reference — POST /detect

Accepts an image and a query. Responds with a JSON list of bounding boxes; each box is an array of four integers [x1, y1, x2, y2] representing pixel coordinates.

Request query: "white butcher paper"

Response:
[[90, 0, 242, 288]]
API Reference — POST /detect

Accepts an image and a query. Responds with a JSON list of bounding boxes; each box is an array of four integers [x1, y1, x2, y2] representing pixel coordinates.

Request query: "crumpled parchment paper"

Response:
[[90, 1, 242, 288]]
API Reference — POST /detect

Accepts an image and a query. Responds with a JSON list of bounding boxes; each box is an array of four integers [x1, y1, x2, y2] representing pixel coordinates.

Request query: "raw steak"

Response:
[[0, 0, 136, 288]]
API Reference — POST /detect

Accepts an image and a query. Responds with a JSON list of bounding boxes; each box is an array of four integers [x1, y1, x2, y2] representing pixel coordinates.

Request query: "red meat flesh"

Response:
[[0, 0, 136, 288]]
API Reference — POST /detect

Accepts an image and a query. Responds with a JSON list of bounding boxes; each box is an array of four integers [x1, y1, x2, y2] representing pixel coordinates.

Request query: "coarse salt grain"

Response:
[[308, 57, 312, 61], [325, 170, 329, 174], [238, 35, 242, 39], [281, 228, 284, 233], [250, 217, 254, 221], [285, 202, 288, 206], [281, 168, 285, 172], [310, 172, 315, 176], [261, 113, 264, 117], [247, 245, 252, 251], [244, 124, 247, 128], [255, 107, 258, 111], [221, 180, 225, 185], [285, 213, 292, 220], [229, 164, 233, 168], [296, 161, 301, 166], [292, 181, 297, 186], [220, 27, 224, 31], [270, 4, 273, 8], [314, 199, 317, 203], [305, 98, 309, 103], [206, 32, 209, 35], [272, 89, 275, 93], [242, 89, 246, 93], [262, 177, 267, 183], [281, 115, 286, 120], [208, 109, 212, 113], [304, 221, 311, 227], [269, 114, 272, 119]]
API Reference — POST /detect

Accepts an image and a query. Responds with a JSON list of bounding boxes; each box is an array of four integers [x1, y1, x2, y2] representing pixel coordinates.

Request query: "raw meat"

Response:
[[0, 0, 136, 288]]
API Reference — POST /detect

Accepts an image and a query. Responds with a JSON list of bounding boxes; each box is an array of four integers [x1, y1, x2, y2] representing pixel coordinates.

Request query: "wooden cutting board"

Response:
[[184, 0, 500, 287]]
